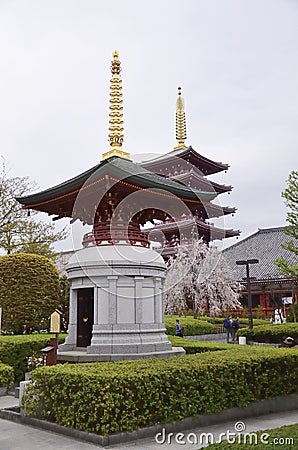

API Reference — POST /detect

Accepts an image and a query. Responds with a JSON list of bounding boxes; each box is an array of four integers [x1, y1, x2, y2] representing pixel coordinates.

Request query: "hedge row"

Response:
[[203, 317, 267, 326], [0, 334, 66, 381], [22, 346, 298, 436], [237, 323, 298, 343], [168, 316, 266, 327], [0, 363, 14, 392], [165, 316, 216, 335], [168, 336, 229, 353]]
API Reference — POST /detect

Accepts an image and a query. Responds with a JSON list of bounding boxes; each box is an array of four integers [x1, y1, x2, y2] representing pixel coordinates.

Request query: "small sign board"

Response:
[[50, 310, 61, 333], [282, 297, 293, 305]]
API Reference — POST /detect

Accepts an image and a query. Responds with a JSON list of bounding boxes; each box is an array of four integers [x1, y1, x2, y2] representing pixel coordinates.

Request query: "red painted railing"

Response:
[[82, 222, 149, 248]]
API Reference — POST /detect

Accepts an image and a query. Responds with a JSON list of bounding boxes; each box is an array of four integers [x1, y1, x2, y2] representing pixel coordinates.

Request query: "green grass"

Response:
[[205, 423, 298, 449]]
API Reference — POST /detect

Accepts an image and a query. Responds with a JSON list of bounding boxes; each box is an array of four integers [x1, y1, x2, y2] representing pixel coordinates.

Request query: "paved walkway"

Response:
[[0, 395, 297, 449]]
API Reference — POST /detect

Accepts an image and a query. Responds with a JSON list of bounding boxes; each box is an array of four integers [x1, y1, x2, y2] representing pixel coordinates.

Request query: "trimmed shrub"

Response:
[[205, 317, 267, 327], [169, 336, 230, 353], [0, 253, 60, 333], [22, 346, 298, 435], [165, 316, 216, 335], [0, 362, 14, 392], [237, 323, 298, 343], [0, 334, 66, 381]]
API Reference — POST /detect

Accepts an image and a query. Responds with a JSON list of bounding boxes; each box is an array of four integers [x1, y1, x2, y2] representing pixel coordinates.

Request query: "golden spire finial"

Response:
[[174, 86, 187, 150], [102, 51, 130, 161]]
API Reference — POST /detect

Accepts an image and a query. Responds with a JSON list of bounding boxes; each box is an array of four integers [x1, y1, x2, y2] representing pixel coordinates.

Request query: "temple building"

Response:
[[223, 227, 298, 318], [16, 51, 239, 360], [82, 86, 240, 257], [17, 51, 232, 361]]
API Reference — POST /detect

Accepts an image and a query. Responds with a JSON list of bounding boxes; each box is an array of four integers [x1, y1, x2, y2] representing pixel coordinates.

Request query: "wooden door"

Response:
[[77, 288, 94, 347]]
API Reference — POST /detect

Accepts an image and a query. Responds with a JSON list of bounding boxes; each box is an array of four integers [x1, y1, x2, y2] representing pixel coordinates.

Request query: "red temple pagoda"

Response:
[[15, 51, 239, 361], [17, 54, 239, 257], [80, 86, 240, 256], [138, 87, 239, 257]]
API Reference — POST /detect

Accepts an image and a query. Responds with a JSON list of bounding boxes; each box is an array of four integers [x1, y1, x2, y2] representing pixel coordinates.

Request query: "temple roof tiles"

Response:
[[170, 171, 232, 194], [223, 227, 297, 282], [140, 145, 229, 175], [16, 155, 218, 210]]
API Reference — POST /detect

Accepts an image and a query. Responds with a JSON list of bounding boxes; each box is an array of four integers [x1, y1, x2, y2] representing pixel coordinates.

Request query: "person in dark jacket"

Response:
[[223, 316, 233, 343], [231, 317, 240, 342], [175, 319, 184, 337]]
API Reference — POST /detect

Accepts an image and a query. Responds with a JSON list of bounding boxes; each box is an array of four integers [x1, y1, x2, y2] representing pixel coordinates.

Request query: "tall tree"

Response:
[[164, 239, 242, 316], [0, 158, 67, 257], [275, 170, 298, 281]]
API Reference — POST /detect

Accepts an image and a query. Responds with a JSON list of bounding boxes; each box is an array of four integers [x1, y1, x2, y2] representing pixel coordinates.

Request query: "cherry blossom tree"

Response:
[[164, 239, 242, 317]]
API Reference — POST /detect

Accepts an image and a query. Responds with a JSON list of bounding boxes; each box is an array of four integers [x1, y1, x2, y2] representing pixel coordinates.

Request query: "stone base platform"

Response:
[[57, 346, 185, 363]]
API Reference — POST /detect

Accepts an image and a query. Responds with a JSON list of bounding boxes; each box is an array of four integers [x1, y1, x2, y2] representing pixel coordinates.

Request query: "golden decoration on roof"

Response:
[[102, 51, 130, 161], [174, 86, 187, 150]]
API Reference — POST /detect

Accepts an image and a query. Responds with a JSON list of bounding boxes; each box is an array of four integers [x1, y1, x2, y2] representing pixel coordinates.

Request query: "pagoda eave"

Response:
[[140, 146, 229, 176], [146, 218, 240, 239], [169, 172, 232, 194], [204, 203, 237, 218], [16, 156, 218, 225]]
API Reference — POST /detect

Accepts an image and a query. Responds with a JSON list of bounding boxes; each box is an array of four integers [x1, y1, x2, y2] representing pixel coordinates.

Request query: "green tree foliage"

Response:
[[275, 170, 298, 281], [0, 253, 60, 333], [0, 157, 67, 258]]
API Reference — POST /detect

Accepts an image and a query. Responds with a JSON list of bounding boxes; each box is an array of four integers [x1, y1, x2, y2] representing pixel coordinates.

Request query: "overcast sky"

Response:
[[1, 0, 297, 251]]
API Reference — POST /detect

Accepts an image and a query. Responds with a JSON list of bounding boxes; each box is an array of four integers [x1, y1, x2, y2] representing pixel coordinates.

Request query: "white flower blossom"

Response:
[[164, 239, 242, 316]]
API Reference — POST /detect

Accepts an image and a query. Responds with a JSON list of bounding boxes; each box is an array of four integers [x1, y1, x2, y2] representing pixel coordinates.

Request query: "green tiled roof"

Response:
[[17, 156, 217, 207]]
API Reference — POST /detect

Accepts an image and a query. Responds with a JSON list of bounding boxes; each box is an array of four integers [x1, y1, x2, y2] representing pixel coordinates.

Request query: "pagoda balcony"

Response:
[[82, 222, 149, 248]]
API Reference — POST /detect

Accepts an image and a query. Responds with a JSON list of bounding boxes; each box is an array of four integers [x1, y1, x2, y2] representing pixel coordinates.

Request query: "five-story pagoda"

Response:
[[140, 87, 240, 258]]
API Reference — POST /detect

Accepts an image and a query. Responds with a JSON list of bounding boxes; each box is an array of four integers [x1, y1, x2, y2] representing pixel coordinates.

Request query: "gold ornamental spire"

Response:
[[102, 51, 130, 160], [174, 86, 187, 150]]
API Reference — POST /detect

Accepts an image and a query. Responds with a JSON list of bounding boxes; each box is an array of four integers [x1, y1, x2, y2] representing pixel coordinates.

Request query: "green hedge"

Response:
[[22, 346, 298, 436], [0, 362, 14, 392], [0, 334, 66, 381], [237, 323, 298, 343], [206, 424, 298, 449], [165, 316, 216, 335], [169, 336, 230, 353], [204, 317, 267, 327]]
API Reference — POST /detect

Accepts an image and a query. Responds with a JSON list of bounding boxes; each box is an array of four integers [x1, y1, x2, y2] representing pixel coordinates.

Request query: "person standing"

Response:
[[223, 315, 233, 343], [232, 316, 240, 342], [175, 319, 184, 337]]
